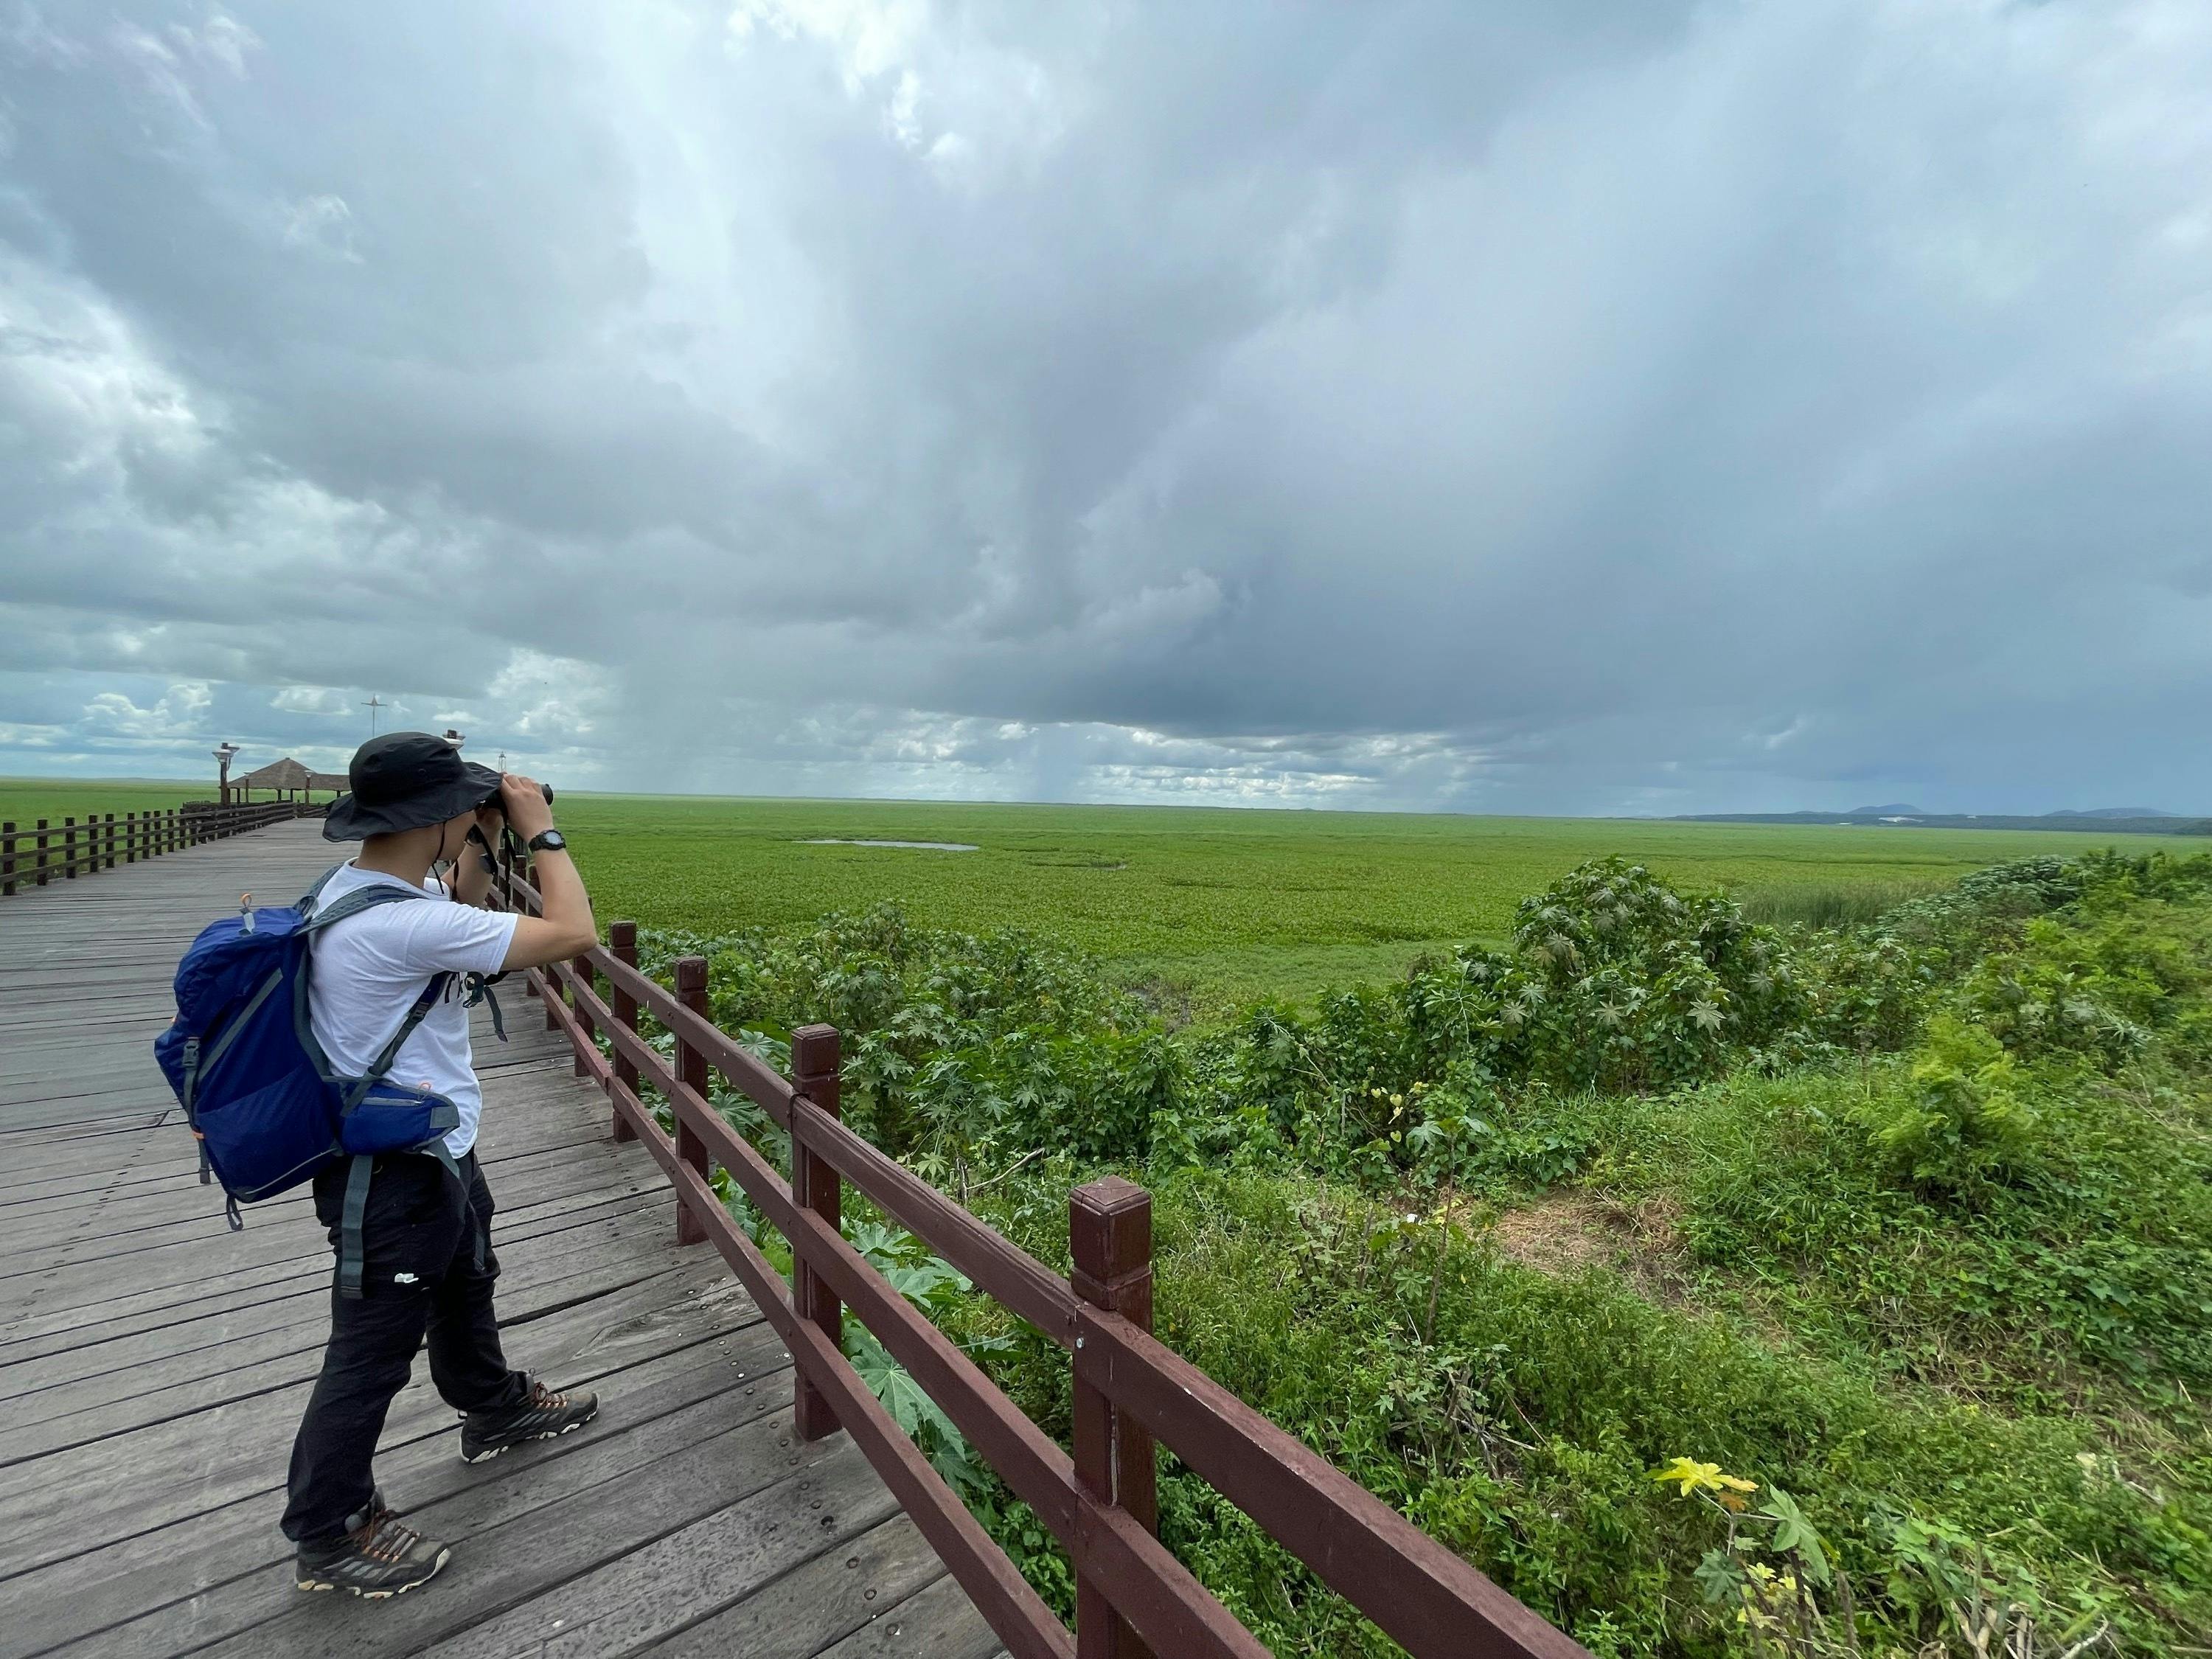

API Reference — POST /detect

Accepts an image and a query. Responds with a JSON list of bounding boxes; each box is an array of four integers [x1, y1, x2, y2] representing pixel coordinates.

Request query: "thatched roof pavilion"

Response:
[[234, 757, 347, 800]]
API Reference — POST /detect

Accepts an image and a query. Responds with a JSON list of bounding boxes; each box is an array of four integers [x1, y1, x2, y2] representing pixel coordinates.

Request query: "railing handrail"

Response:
[[499, 862, 1589, 1659], [0, 799, 317, 898]]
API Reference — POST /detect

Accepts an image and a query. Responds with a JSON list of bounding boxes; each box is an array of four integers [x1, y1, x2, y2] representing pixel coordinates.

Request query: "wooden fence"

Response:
[[0, 801, 318, 898], [499, 860, 1590, 1659]]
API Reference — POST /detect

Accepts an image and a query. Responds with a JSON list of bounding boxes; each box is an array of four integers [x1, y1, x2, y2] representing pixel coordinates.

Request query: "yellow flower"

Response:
[[1650, 1456, 1759, 1500]]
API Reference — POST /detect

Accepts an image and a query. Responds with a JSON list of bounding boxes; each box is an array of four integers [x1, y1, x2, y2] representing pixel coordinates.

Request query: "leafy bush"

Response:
[[628, 848, 2212, 1654], [1856, 1014, 2039, 1194]]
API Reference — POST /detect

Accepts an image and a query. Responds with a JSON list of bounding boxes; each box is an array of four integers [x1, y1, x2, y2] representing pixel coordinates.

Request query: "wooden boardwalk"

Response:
[[0, 819, 1001, 1659]]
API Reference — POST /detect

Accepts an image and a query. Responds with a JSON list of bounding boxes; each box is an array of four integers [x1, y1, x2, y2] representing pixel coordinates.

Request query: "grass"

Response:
[[0, 777, 226, 827], [553, 794, 2205, 1009], [652, 849, 2212, 1653], [11, 778, 2199, 1008]]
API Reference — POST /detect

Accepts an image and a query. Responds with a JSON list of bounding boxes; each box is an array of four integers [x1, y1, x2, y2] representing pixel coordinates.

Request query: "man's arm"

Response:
[[494, 773, 598, 969], [447, 822, 500, 907]]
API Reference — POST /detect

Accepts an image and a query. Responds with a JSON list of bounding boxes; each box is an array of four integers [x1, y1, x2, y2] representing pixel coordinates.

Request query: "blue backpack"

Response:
[[154, 865, 476, 1296]]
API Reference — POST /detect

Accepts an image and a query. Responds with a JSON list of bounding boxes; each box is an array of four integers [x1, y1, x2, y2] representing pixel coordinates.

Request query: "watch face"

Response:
[[533, 830, 566, 851]]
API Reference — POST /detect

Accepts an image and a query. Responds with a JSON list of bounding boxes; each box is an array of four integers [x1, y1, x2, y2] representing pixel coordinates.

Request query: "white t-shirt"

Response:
[[306, 860, 519, 1157]]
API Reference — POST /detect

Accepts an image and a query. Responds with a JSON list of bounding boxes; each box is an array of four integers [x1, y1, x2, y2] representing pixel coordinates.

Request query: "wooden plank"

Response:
[[644, 1522, 978, 1659], [0, 1256, 723, 1467], [0, 1132, 620, 1252], [403, 1441, 908, 1659], [30, 1352, 803, 1659], [0, 1075, 600, 1207], [0, 1117, 616, 1213], [0, 1182, 669, 1344], [0, 813, 1004, 1659], [813, 1571, 1017, 1659], [0, 1266, 754, 1573], [4, 1150, 660, 1307], [0, 1192, 677, 1356], [0, 1204, 675, 1394], [181, 1414, 886, 1659], [0, 1123, 619, 1230], [3, 1333, 785, 1658], [0, 1229, 703, 1436]]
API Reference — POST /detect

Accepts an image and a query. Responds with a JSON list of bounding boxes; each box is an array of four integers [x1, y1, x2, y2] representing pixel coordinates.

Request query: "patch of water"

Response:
[[796, 838, 980, 852]]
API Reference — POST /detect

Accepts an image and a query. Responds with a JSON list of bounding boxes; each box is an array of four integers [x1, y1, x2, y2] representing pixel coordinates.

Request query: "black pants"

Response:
[[280, 1150, 529, 1544]]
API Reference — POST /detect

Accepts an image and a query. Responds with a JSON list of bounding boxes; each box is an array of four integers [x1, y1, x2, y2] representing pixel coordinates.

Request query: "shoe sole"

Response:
[[296, 1545, 451, 1597], [460, 1405, 599, 1465]]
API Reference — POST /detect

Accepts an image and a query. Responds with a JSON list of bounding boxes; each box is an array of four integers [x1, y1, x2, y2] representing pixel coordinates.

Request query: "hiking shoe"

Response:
[[460, 1378, 599, 1464], [295, 1500, 449, 1597]]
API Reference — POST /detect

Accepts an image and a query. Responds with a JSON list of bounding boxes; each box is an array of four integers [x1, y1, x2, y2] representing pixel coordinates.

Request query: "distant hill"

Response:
[[1677, 807, 2207, 835]]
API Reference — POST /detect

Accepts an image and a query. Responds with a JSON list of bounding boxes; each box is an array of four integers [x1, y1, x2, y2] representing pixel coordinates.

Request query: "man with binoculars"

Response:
[[282, 731, 602, 1596]]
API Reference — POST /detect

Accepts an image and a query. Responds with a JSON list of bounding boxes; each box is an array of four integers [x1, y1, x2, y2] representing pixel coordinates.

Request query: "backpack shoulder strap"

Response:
[[335, 970, 455, 1113], [300, 883, 433, 936], [297, 862, 349, 913], [294, 874, 448, 1101]]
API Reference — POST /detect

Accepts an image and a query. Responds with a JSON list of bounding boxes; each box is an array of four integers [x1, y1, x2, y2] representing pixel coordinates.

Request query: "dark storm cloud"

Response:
[[1, 0, 2207, 810]]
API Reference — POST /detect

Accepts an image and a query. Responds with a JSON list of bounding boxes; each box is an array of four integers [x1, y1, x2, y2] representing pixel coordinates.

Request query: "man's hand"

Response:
[[496, 771, 594, 968], [501, 773, 555, 843]]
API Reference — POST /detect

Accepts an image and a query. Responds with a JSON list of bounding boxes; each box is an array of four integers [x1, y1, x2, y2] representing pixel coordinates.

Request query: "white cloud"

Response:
[[483, 649, 618, 773], [82, 681, 214, 739], [271, 686, 352, 714], [279, 194, 363, 263], [1, 1, 2208, 816]]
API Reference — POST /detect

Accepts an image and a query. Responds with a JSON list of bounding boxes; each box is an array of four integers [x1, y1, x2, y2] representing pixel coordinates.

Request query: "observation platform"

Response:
[[0, 818, 1000, 1659]]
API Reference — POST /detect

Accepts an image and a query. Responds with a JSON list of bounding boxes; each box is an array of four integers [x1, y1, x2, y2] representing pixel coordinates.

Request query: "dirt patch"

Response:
[[1492, 1191, 1616, 1273], [1489, 1189, 1690, 1304]]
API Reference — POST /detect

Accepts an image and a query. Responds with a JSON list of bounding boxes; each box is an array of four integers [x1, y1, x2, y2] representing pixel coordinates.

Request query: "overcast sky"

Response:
[[2, 1, 2208, 815]]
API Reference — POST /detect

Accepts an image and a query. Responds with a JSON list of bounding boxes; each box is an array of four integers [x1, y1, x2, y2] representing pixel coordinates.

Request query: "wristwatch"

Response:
[[527, 830, 568, 854]]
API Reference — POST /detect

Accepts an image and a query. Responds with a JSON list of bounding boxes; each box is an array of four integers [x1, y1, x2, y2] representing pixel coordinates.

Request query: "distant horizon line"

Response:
[[0, 772, 2199, 825]]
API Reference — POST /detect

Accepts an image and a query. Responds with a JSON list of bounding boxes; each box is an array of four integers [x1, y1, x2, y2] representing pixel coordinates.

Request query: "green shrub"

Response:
[[1856, 1014, 2039, 1194], [638, 847, 2212, 1654]]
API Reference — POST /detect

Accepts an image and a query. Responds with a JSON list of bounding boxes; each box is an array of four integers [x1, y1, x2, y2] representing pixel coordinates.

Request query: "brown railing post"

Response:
[[673, 955, 712, 1245], [1071, 1176, 1159, 1659], [104, 813, 116, 869], [35, 819, 49, 886], [123, 812, 136, 864], [608, 922, 640, 1142], [1, 822, 13, 897], [63, 818, 77, 879], [791, 1023, 844, 1441]]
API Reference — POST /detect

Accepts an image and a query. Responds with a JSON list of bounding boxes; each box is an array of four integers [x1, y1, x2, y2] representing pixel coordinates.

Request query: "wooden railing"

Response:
[[0, 801, 318, 898], [501, 861, 1588, 1659]]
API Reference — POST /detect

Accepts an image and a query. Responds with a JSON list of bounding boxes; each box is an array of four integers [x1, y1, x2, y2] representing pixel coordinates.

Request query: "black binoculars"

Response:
[[479, 779, 554, 812]]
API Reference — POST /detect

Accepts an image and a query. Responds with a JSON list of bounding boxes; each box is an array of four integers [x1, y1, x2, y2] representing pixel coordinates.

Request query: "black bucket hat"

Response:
[[323, 731, 504, 841]]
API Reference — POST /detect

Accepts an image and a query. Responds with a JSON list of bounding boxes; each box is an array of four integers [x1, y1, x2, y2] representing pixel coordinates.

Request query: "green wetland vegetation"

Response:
[[578, 804, 2212, 1658], [0, 776, 220, 827], [552, 793, 2208, 1015], [16, 782, 2209, 1649]]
